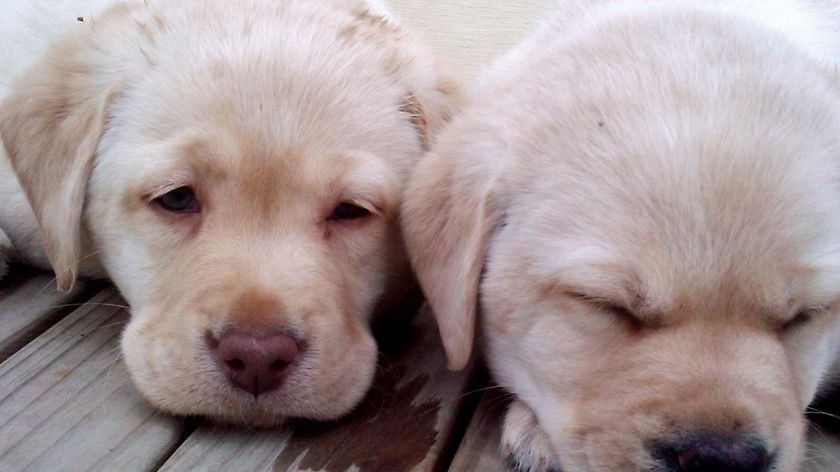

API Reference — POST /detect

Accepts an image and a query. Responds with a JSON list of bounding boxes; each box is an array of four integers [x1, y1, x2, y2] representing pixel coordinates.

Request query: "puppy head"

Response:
[[403, 11, 840, 470], [1, 0, 456, 423]]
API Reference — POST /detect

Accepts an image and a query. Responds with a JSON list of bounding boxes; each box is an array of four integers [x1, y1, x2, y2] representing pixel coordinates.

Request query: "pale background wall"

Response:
[[385, 0, 555, 83]]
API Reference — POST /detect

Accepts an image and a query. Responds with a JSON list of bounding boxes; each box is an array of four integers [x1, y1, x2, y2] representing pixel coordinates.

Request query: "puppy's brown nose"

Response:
[[211, 330, 299, 397]]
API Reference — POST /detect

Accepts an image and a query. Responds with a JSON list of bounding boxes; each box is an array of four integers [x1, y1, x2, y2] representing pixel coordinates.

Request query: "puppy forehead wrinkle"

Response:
[[165, 125, 395, 209], [142, 72, 414, 172], [528, 244, 636, 296]]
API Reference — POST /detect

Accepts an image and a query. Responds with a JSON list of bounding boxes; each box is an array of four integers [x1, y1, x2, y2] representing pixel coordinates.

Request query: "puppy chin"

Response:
[[129, 360, 376, 426], [121, 318, 378, 425]]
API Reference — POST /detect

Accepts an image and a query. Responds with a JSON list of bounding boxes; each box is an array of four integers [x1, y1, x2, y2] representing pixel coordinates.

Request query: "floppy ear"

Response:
[[400, 78, 460, 152], [343, 0, 462, 151], [0, 35, 118, 292], [402, 130, 505, 370]]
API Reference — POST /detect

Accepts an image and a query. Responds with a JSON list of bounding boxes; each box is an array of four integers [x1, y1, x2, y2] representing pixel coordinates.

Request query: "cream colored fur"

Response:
[[403, 0, 840, 470], [0, 0, 457, 424]]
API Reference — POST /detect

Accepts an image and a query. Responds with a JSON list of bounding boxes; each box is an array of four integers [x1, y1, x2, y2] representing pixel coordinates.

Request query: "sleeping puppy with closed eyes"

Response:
[[403, 0, 840, 470], [0, 0, 457, 425]]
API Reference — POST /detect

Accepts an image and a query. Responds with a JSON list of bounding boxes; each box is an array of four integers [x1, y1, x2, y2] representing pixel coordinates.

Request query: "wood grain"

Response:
[[0, 289, 186, 472], [448, 388, 509, 472], [0, 268, 101, 362], [160, 304, 476, 472], [157, 427, 293, 472]]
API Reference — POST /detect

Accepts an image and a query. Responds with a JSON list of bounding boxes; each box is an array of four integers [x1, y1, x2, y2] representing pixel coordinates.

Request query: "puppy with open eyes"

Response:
[[0, 0, 457, 425], [403, 0, 840, 471]]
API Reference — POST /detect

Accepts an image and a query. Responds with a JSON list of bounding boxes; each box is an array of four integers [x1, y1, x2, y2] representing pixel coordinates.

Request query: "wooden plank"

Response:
[[156, 427, 293, 472], [0, 267, 102, 362], [448, 388, 509, 472], [0, 289, 186, 472], [160, 304, 476, 472]]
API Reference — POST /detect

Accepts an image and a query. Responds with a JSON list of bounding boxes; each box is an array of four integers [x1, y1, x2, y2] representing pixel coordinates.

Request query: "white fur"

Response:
[[403, 1, 840, 471], [1, 0, 456, 424]]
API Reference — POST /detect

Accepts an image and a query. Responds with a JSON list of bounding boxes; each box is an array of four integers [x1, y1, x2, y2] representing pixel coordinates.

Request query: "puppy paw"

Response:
[[501, 399, 563, 472]]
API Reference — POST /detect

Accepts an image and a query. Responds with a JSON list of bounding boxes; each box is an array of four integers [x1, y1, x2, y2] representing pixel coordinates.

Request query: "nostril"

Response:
[[269, 359, 289, 372], [225, 358, 246, 371]]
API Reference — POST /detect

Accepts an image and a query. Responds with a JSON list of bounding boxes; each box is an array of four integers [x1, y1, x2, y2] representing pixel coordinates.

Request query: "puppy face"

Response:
[[1, 0, 455, 423], [404, 9, 840, 470], [101, 81, 406, 423], [482, 155, 840, 470]]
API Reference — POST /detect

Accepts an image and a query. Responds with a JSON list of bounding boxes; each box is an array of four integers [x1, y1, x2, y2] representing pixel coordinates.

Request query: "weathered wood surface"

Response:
[[0, 289, 185, 472], [0, 268, 99, 362], [159, 305, 477, 472], [448, 389, 509, 472]]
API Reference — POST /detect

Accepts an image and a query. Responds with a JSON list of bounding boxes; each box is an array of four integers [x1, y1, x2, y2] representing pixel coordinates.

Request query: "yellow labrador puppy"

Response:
[[0, 0, 456, 425], [404, 0, 839, 470]]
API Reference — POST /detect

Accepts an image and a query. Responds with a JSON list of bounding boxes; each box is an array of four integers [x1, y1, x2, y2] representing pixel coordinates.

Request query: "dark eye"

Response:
[[329, 202, 371, 221], [781, 307, 823, 332], [603, 303, 634, 320], [154, 186, 199, 213], [601, 302, 642, 327], [569, 291, 642, 328]]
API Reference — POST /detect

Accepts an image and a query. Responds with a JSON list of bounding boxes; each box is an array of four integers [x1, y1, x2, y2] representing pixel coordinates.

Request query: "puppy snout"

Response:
[[654, 432, 771, 472], [208, 330, 299, 397]]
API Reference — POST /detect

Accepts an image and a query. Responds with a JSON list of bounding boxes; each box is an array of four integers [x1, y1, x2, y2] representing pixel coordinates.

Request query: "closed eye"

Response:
[[568, 291, 642, 328], [780, 306, 828, 332]]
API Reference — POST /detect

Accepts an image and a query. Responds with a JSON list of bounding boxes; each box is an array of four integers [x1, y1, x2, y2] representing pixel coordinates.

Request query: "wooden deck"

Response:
[[1, 266, 839, 472]]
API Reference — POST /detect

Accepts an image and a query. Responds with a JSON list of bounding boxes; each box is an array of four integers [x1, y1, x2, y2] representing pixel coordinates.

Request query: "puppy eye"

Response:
[[781, 306, 825, 332], [601, 302, 641, 327], [329, 202, 371, 221], [569, 292, 642, 328], [154, 186, 200, 214]]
